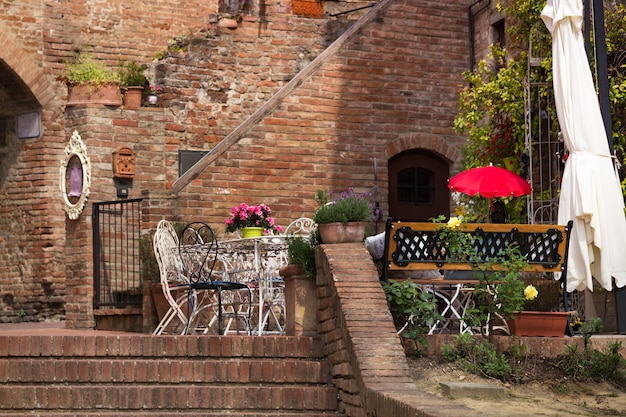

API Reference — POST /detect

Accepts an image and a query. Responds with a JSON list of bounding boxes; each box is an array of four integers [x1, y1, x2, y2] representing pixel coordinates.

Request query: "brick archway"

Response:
[[384, 134, 460, 164], [0, 32, 57, 108]]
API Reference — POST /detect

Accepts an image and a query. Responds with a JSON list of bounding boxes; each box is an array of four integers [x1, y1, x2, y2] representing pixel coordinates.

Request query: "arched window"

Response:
[[388, 150, 450, 221]]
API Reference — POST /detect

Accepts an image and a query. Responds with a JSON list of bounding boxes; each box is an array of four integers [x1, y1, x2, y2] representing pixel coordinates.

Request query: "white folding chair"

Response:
[[152, 220, 189, 335]]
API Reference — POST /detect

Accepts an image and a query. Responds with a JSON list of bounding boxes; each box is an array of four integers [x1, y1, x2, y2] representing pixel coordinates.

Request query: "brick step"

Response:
[[0, 358, 330, 384], [0, 334, 342, 414], [0, 384, 339, 411], [0, 413, 345, 417], [0, 335, 321, 359]]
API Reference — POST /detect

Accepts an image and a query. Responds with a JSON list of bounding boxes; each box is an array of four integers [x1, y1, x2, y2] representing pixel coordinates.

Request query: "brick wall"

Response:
[[1, 0, 506, 325], [316, 242, 476, 417]]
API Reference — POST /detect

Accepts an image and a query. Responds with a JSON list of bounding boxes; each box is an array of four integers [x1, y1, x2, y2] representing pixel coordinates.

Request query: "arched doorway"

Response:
[[388, 150, 450, 221]]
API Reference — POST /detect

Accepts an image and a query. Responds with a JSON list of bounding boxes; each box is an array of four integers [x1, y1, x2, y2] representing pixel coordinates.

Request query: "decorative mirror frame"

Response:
[[59, 130, 92, 220]]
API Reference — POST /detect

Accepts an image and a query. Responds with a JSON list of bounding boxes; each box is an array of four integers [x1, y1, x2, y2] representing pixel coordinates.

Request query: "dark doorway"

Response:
[[388, 150, 450, 221]]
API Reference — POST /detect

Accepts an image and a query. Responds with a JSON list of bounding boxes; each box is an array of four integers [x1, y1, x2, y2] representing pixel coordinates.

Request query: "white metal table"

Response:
[[218, 235, 288, 335], [414, 279, 476, 335]]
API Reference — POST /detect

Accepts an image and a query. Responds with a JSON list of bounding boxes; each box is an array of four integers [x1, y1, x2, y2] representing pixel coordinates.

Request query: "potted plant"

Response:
[[139, 232, 170, 328], [118, 60, 147, 109], [279, 234, 318, 336], [312, 189, 376, 243], [147, 84, 162, 105], [60, 53, 122, 106], [224, 203, 283, 238], [217, 14, 241, 29], [285, 235, 316, 280], [505, 276, 570, 337]]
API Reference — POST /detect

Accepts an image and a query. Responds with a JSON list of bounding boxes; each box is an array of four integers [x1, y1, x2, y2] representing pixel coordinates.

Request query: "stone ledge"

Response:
[[439, 382, 505, 398]]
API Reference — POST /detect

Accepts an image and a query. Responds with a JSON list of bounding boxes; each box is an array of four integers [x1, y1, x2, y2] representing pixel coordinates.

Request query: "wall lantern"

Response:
[[17, 111, 40, 139]]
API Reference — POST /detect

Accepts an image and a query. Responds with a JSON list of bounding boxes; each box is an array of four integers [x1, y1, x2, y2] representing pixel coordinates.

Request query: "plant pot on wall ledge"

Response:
[[218, 17, 238, 29], [279, 264, 317, 336], [318, 222, 366, 244], [506, 311, 570, 337], [122, 86, 144, 109], [67, 83, 122, 107]]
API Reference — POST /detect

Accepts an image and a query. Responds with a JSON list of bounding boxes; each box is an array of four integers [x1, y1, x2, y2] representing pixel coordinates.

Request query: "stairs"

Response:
[[0, 333, 344, 416]]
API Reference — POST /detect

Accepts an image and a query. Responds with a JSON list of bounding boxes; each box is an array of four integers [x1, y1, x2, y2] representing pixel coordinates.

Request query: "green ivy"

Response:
[[487, 0, 626, 207], [381, 279, 442, 351], [454, 45, 526, 170]]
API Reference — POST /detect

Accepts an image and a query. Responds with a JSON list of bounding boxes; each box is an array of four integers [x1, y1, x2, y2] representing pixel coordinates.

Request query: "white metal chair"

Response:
[[152, 220, 189, 335], [284, 217, 316, 236]]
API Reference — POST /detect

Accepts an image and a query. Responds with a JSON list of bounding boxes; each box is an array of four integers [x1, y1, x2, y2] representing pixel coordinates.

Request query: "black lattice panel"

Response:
[[517, 229, 562, 267], [472, 228, 562, 267], [392, 228, 446, 266], [391, 226, 563, 269]]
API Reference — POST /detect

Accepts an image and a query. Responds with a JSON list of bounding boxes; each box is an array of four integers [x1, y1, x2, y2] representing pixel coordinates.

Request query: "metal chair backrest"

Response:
[[284, 217, 316, 236], [153, 219, 183, 285], [178, 222, 219, 284]]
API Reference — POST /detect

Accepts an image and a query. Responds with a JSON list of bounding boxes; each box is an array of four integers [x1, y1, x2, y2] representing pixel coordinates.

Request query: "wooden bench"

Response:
[[381, 218, 574, 334]]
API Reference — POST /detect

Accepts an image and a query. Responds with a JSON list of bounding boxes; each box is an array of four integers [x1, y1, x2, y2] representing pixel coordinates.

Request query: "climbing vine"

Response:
[[453, 0, 626, 221]]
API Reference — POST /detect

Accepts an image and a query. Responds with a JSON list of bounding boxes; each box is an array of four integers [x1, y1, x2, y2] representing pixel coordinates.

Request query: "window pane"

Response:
[[397, 167, 434, 205]]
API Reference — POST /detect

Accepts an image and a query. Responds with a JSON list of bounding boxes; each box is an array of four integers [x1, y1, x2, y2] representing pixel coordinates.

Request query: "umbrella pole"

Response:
[[592, 0, 626, 334], [616, 287, 626, 334], [589, 0, 626, 333]]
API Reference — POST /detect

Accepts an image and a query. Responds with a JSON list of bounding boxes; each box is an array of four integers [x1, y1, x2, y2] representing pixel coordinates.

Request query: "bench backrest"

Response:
[[382, 219, 574, 279]]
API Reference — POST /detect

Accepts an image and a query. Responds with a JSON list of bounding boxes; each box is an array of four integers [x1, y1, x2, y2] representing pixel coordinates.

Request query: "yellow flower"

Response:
[[447, 217, 462, 229], [524, 285, 538, 301]]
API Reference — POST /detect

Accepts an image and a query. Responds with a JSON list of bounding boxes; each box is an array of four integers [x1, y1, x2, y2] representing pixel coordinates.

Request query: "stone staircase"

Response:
[[0, 333, 344, 416]]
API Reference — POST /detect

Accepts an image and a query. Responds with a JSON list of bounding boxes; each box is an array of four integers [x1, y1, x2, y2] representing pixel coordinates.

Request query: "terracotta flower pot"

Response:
[[67, 83, 122, 107], [122, 86, 143, 109], [218, 17, 238, 29], [318, 222, 366, 243], [279, 265, 317, 336], [506, 311, 570, 337]]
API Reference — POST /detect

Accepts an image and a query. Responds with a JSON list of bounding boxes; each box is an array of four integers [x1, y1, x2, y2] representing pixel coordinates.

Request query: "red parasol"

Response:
[[448, 165, 531, 198]]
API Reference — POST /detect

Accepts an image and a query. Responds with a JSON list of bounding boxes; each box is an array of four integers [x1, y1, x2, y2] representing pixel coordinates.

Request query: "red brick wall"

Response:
[[172, 0, 471, 228], [0, 0, 480, 325]]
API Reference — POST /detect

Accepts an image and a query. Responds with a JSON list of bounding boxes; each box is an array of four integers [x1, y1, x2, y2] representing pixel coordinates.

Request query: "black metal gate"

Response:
[[92, 199, 143, 308]]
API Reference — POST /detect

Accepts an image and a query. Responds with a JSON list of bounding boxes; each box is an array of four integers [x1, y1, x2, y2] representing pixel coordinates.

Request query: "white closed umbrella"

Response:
[[541, 0, 626, 292]]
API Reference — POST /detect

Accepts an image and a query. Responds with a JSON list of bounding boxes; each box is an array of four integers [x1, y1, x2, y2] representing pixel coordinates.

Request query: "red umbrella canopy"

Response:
[[448, 165, 531, 198]]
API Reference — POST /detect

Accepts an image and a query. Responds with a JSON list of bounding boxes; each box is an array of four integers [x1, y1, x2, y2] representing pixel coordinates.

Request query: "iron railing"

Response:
[[92, 199, 142, 308]]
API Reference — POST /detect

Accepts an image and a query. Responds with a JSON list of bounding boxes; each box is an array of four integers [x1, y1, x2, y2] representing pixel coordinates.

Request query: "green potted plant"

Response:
[[118, 60, 147, 109], [285, 235, 316, 280], [312, 189, 375, 243], [505, 275, 570, 337], [139, 231, 170, 329], [60, 53, 122, 106], [279, 234, 318, 336]]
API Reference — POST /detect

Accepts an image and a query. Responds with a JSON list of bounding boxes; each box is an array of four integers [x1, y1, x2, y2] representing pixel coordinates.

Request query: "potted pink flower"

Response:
[[225, 203, 283, 238], [148, 84, 162, 105]]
